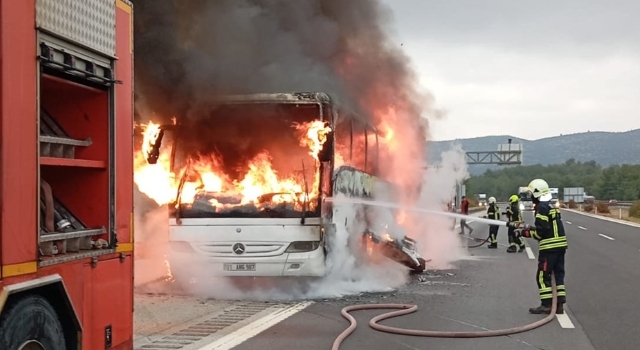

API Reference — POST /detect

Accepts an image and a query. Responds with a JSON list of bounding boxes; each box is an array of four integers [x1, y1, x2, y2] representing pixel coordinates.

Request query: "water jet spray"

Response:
[[325, 197, 520, 228]]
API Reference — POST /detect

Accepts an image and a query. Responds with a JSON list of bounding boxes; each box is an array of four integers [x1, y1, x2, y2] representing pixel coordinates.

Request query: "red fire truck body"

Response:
[[0, 0, 134, 349]]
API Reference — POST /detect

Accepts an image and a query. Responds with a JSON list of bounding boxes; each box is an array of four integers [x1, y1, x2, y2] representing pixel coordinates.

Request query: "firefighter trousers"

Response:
[[489, 225, 499, 244], [536, 249, 567, 306], [507, 226, 525, 248]]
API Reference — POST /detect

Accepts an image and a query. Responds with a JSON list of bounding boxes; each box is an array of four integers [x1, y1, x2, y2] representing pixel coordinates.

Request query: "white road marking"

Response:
[[525, 247, 535, 260], [578, 226, 587, 230], [196, 302, 312, 350], [562, 208, 640, 228], [598, 233, 615, 241], [556, 313, 576, 329], [565, 221, 572, 224]]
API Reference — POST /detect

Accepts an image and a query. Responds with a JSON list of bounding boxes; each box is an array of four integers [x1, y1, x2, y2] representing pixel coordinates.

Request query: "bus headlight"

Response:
[[285, 241, 321, 253]]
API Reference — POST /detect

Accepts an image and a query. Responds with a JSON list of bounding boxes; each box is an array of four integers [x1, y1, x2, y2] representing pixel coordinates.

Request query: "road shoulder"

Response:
[[562, 208, 640, 228]]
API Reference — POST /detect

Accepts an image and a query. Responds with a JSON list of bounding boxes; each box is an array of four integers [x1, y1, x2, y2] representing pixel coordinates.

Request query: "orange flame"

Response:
[[294, 120, 331, 161], [134, 120, 330, 211]]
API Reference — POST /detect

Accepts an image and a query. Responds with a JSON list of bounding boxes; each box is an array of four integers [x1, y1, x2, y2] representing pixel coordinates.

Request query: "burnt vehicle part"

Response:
[[169, 191, 319, 219], [361, 230, 426, 273]]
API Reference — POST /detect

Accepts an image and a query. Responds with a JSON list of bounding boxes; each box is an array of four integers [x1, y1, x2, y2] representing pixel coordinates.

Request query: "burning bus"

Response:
[[138, 92, 426, 279]]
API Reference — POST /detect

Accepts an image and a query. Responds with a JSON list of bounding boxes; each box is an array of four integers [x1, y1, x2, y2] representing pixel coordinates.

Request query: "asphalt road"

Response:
[[227, 207, 602, 350], [551, 209, 640, 350]]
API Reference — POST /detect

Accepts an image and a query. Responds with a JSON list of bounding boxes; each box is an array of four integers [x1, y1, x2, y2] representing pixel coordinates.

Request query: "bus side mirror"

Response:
[[318, 131, 334, 163]]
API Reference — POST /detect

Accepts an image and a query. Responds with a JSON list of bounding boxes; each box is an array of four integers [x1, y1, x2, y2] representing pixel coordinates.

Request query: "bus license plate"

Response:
[[223, 263, 256, 271]]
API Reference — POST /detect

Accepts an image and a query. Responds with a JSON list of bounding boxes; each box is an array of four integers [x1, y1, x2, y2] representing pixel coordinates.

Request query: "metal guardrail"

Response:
[[569, 201, 635, 208], [611, 202, 634, 208], [586, 201, 635, 208]]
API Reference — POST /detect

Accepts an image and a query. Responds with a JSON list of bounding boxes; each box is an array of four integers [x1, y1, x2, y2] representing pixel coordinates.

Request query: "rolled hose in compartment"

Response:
[[332, 273, 558, 349]]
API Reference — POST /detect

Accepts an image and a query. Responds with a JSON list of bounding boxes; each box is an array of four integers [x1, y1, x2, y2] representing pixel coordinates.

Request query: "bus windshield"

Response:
[[172, 102, 329, 219]]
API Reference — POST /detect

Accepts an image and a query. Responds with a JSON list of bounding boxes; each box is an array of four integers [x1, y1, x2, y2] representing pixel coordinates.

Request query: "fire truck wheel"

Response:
[[0, 294, 66, 350]]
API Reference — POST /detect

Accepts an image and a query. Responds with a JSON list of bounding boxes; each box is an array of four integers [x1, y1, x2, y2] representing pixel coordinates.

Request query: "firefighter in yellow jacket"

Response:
[[519, 178, 568, 314], [505, 195, 526, 253], [486, 196, 500, 248]]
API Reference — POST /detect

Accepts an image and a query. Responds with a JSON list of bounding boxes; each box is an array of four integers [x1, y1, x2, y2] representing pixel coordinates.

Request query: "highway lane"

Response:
[[224, 215, 596, 350], [145, 205, 640, 350], [560, 209, 640, 250]]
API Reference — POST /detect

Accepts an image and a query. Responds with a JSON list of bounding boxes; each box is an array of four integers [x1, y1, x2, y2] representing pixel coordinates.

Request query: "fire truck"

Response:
[[0, 1, 134, 349]]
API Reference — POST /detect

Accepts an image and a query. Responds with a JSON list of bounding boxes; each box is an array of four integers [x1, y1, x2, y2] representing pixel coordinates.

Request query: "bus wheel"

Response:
[[0, 295, 66, 350]]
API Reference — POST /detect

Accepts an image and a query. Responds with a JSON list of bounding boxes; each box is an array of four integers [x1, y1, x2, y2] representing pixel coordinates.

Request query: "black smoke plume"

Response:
[[132, 0, 434, 195]]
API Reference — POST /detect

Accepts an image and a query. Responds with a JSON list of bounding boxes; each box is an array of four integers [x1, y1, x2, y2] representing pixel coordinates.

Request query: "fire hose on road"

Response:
[[466, 235, 491, 248], [332, 274, 557, 349], [326, 198, 559, 349]]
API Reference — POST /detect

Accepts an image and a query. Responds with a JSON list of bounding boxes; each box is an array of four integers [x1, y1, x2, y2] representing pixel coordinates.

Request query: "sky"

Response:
[[380, 0, 640, 141]]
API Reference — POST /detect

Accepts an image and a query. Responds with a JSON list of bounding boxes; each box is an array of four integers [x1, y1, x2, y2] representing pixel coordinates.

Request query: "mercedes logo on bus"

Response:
[[232, 243, 245, 255]]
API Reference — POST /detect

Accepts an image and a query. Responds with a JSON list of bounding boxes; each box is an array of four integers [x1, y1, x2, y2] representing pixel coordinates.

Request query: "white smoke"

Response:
[[310, 196, 409, 297], [403, 144, 470, 269], [133, 206, 171, 288]]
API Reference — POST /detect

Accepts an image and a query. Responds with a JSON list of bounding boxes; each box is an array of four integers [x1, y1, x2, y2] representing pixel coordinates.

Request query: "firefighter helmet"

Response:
[[528, 178, 550, 198], [509, 195, 519, 203], [488, 196, 496, 204]]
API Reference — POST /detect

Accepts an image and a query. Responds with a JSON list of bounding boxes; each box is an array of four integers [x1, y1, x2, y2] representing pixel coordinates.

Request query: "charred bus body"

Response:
[[144, 92, 426, 279]]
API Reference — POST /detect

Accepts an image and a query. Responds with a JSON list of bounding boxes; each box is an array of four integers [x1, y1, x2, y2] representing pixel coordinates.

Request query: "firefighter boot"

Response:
[[528, 305, 552, 314], [506, 245, 517, 253], [529, 303, 564, 314], [487, 243, 498, 249], [518, 245, 526, 253]]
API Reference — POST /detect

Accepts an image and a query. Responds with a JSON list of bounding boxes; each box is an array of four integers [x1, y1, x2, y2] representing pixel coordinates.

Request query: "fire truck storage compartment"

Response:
[[37, 39, 115, 265], [82, 256, 133, 348]]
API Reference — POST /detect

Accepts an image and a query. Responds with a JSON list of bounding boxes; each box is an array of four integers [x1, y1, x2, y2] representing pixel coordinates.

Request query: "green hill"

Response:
[[427, 129, 640, 175]]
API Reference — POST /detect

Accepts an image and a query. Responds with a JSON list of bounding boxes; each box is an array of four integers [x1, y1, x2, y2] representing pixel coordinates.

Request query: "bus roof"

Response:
[[211, 92, 332, 104], [209, 92, 379, 133]]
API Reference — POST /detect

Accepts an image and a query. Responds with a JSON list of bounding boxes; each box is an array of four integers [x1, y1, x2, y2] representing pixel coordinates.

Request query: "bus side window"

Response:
[[333, 117, 354, 166], [366, 126, 379, 174], [318, 131, 333, 162], [318, 104, 335, 163], [350, 119, 367, 171]]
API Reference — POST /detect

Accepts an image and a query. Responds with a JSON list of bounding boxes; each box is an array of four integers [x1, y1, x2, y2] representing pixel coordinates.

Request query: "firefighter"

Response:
[[486, 196, 499, 248], [505, 195, 526, 253], [519, 178, 568, 314]]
